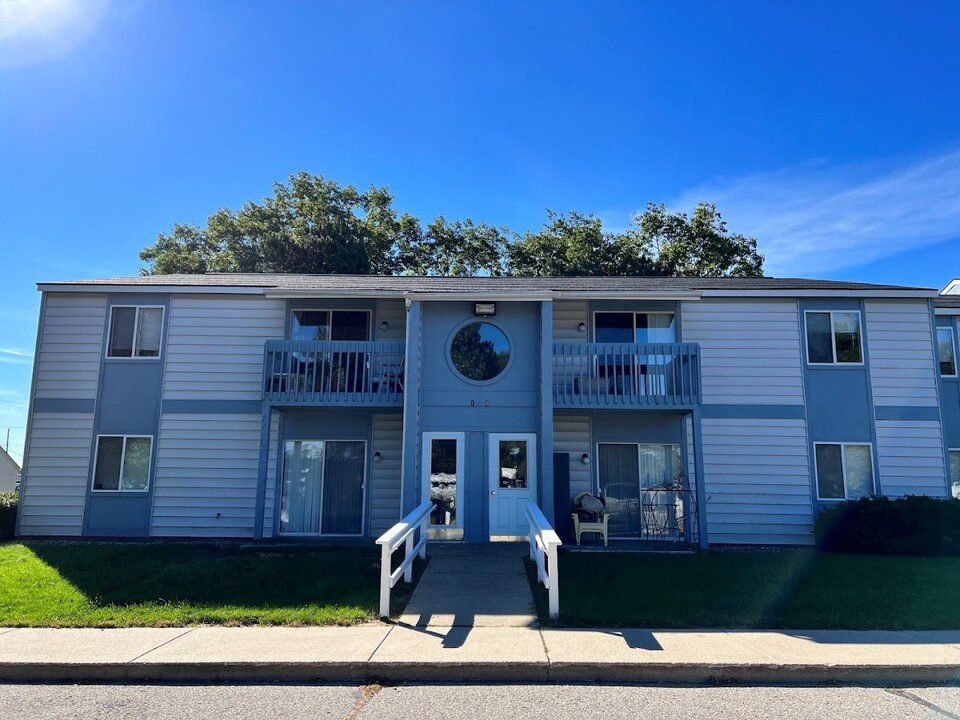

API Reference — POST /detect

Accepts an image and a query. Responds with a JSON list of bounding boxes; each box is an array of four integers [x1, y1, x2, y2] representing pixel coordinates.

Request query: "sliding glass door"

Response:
[[280, 440, 366, 536], [598, 442, 683, 539]]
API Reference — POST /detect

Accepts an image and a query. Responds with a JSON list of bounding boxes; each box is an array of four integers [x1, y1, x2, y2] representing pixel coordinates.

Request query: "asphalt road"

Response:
[[3, 683, 960, 719]]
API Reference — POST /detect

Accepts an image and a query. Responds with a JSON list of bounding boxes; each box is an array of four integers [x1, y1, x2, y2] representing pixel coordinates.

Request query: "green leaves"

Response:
[[139, 173, 764, 278]]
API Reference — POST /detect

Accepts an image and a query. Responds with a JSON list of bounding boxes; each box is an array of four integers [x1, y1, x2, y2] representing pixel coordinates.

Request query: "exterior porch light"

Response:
[[379, 320, 389, 332], [373, 451, 382, 463], [474, 302, 497, 317], [578, 322, 587, 333], [581, 453, 590, 465]]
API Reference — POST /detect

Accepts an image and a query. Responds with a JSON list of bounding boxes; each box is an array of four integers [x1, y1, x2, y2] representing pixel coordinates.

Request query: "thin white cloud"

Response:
[[0, 348, 32, 366], [670, 149, 960, 276]]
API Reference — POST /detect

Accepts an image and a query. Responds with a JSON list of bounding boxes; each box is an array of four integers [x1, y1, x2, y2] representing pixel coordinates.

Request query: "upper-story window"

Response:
[[290, 310, 370, 341], [107, 306, 164, 358], [937, 327, 957, 376], [594, 312, 676, 343], [805, 311, 863, 365]]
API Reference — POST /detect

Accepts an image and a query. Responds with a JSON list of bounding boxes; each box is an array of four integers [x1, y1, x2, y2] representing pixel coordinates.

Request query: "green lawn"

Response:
[[531, 549, 960, 629], [0, 541, 420, 627]]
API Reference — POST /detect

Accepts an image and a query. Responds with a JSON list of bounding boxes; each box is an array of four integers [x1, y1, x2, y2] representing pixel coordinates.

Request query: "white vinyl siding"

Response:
[[375, 299, 406, 341], [261, 411, 281, 538], [150, 413, 261, 537], [875, 420, 948, 498], [701, 418, 813, 545], [369, 413, 403, 535], [34, 294, 106, 399], [681, 300, 805, 405], [866, 300, 940, 407], [553, 415, 592, 499], [163, 295, 286, 401], [17, 412, 94, 536]]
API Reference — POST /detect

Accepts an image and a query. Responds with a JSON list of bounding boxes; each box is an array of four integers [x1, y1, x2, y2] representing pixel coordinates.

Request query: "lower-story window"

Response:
[[814, 442, 874, 500], [280, 439, 366, 536], [92, 436, 153, 491], [598, 442, 684, 539], [950, 449, 960, 499]]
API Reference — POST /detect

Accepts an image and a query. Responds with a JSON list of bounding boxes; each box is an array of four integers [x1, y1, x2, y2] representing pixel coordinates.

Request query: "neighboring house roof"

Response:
[[942, 278, 960, 295], [37, 274, 938, 299]]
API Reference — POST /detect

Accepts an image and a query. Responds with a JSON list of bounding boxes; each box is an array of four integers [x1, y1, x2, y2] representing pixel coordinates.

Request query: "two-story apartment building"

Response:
[[15, 274, 955, 547]]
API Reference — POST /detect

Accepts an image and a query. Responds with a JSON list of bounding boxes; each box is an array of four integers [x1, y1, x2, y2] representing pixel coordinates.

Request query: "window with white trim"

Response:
[[937, 327, 957, 377], [815, 442, 874, 500], [949, 449, 960, 500], [805, 311, 863, 364], [107, 306, 164, 358], [290, 309, 371, 341], [92, 436, 153, 491]]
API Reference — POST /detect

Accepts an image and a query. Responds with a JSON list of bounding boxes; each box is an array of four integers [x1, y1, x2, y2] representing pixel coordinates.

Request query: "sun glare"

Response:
[[0, 0, 110, 68]]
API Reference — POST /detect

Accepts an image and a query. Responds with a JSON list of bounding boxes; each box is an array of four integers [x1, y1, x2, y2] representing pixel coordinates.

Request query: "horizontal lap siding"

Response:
[[877, 420, 947, 497], [262, 412, 280, 538], [35, 294, 106, 399], [553, 415, 592, 498], [702, 418, 813, 545], [163, 296, 285, 401], [375, 300, 406, 341], [553, 300, 588, 341], [866, 301, 940, 407], [681, 300, 804, 405], [369, 414, 403, 535], [151, 414, 261, 537], [18, 413, 94, 535]]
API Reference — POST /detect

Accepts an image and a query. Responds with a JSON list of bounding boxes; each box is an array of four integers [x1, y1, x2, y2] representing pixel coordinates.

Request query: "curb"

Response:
[[2, 662, 960, 685]]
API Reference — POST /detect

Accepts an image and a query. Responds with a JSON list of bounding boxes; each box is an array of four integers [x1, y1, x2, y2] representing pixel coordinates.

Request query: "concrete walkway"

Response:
[[399, 543, 537, 628], [3, 625, 960, 683]]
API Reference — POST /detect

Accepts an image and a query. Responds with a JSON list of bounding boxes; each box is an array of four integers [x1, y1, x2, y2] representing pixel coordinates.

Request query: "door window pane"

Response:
[[331, 311, 370, 341], [291, 311, 330, 341], [599, 444, 641, 538], [430, 439, 458, 527], [120, 437, 152, 490], [806, 312, 833, 363], [135, 308, 163, 357], [108, 307, 136, 357], [833, 312, 863, 363], [280, 441, 324, 533], [636, 313, 676, 344], [843, 445, 874, 498], [950, 450, 960, 499], [498, 440, 528, 489], [93, 436, 124, 490], [321, 441, 365, 535], [938, 328, 957, 376], [815, 444, 845, 499], [595, 313, 634, 343]]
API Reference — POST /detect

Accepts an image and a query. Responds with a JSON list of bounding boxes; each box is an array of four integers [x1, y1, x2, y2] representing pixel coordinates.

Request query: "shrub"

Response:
[[816, 496, 960, 556], [0, 492, 17, 540]]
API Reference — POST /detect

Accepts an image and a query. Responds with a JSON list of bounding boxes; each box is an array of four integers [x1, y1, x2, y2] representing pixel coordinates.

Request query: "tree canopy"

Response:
[[139, 171, 764, 277]]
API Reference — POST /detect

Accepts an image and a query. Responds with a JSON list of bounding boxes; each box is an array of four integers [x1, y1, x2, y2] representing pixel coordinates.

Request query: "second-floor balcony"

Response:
[[263, 340, 405, 407], [553, 342, 702, 408]]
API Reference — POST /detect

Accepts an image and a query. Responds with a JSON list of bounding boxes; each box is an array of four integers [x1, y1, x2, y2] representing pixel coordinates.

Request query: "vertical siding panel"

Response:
[[34, 294, 106, 399], [876, 420, 947, 497], [553, 415, 592, 499], [18, 413, 94, 536], [866, 300, 940, 407], [369, 413, 403, 535], [151, 413, 261, 537], [681, 299, 804, 405], [701, 418, 814, 545], [163, 295, 285, 400]]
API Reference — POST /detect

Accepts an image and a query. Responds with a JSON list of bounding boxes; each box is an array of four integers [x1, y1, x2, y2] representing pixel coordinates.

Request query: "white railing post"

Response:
[[526, 501, 562, 620], [375, 500, 434, 619]]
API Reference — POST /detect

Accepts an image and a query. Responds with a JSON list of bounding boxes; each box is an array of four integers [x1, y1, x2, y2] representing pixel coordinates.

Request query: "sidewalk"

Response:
[[3, 624, 960, 684]]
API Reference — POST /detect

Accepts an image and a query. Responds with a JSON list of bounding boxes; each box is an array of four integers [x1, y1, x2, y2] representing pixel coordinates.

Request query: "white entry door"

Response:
[[488, 433, 537, 539]]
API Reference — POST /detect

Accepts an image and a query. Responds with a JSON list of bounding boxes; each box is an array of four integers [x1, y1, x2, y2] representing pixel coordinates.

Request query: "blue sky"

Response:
[[1, 0, 959, 463]]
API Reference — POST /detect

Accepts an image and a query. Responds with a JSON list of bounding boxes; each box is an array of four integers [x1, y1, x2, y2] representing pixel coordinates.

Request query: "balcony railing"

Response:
[[263, 340, 405, 406], [553, 342, 701, 407]]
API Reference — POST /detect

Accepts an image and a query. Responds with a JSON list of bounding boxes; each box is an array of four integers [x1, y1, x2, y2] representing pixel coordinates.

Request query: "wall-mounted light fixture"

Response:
[[474, 302, 497, 317], [577, 322, 587, 333], [373, 451, 382, 463], [379, 320, 389, 332], [581, 453, 590, 465]]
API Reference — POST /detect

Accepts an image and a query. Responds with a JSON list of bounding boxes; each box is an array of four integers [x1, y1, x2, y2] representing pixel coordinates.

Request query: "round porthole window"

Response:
[[449, 322, 511, 382]]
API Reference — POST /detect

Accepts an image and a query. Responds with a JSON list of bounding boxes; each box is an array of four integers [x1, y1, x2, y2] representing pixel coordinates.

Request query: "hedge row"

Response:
[[0, 492, 16, 540], [816, 496, 960, 556]]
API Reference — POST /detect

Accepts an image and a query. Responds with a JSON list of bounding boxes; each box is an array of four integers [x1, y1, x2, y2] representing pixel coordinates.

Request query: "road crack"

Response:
[[341, 683, 384, 720], [884, 688, 960, 719]]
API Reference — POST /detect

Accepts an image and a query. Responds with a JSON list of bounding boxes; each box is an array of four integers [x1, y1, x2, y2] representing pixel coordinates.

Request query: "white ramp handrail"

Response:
[[526, 502, 562, 619], [375, 500, 433, 618]]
